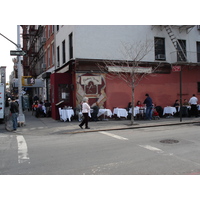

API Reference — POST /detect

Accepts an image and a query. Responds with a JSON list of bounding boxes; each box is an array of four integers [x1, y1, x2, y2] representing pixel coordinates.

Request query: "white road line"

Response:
[[16, 135, 30, 164], [98, 131, 129, 140], [139, 145, 164, 153]]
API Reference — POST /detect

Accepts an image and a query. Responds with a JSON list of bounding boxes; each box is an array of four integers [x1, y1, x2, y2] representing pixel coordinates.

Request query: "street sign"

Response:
[[10, 50, 26, 56], [172, 66, 181, 72]]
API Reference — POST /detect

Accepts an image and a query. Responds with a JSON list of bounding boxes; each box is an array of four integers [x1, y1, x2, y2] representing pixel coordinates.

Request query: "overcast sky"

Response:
[[0, 25, 18, 82]]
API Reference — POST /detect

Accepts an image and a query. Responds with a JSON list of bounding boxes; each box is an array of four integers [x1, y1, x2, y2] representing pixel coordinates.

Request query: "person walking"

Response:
[[189, 94, 198, 117], [10, 97, 19, 131], [143, 93, 153, 120], [79, 97, 91, 129]]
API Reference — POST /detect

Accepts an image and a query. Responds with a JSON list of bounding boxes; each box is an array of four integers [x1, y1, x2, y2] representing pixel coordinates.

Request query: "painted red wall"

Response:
[[105, 67, 200, 111]]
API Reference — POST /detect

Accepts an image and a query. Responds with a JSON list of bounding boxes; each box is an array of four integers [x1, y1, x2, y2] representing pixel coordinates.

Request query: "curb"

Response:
[[63, 120, 200, 134]]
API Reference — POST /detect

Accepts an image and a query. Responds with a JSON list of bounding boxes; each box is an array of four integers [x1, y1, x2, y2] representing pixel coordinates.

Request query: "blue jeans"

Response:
[[146, 106, 153, 120], [11, 113, 18, 130]]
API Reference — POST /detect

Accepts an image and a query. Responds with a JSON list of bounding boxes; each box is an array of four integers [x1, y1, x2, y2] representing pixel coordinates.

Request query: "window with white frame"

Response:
[[154, 37, 166, 60]]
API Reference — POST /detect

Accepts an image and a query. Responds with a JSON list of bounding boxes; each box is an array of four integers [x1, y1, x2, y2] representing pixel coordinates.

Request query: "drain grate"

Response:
[[160, 139, 179, 144]]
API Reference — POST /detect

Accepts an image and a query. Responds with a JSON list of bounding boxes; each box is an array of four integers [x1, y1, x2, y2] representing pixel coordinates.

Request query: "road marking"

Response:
[[16, 135, 30, 164], [139, 145, 164, 153], [98, 131, 129, 140]]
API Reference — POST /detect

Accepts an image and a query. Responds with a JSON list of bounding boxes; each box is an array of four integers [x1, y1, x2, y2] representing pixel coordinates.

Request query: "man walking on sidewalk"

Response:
[[79, 97, 91, 129]]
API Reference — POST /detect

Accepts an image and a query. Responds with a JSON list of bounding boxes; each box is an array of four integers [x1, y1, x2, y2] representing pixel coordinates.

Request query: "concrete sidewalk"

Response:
[[2, 110, 199, 135]]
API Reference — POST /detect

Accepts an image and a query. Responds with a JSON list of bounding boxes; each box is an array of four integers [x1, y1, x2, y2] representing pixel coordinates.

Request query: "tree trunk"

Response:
[[130, 81, 135, 125]]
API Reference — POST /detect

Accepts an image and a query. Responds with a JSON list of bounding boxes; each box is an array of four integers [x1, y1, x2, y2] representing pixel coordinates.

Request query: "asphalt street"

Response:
[[1, 121, 200, 175]]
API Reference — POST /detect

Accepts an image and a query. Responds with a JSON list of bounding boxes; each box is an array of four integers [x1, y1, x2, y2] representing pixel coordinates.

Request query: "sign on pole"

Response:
[[172, 66, 181, 72], [10, 50, 26, 56]]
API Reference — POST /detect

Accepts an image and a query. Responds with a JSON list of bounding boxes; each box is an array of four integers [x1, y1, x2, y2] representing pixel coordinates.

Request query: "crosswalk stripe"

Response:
[[16, 135, 30, 164], [98, 131, 129, 140], [139, 145, 164, 153]]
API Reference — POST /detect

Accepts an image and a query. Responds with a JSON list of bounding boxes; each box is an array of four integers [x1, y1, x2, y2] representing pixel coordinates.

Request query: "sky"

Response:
[[0, 25, 18, 83]]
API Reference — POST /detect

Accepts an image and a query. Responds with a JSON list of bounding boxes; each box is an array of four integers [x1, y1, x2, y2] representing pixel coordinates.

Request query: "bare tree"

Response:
[[98, 40, 161, 125]]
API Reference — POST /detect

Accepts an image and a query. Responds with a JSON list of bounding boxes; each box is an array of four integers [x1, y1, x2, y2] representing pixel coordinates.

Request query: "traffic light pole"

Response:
[[17, 25, 25, 125]]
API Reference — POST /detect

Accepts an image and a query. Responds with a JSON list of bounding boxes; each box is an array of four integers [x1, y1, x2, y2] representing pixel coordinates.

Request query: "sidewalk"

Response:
[[2, 110, 199, 135]]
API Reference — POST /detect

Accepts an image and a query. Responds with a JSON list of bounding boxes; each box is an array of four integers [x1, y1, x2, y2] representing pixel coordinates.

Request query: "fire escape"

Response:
[[164, 25, 195, 63], [22, 25, 45, 78]]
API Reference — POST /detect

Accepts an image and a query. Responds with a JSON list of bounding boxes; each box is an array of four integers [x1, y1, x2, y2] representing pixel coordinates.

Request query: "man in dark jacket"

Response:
[[10, 97, 19, 131], [143, 93, 153, 120]]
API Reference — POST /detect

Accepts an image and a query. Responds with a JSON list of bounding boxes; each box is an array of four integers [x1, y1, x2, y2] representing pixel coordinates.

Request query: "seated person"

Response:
[[36, 101, 46, 117], [127, 102, 132, 120], [183, 99, 189, 106], [182, 99, 189, 117], [153, 108, 160, 119], [136, 101, 143, 107], [173, 99, 180, 116], [91, 102, 100, 121]]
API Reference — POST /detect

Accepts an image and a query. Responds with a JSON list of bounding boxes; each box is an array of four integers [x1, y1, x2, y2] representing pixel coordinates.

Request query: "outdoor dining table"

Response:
[[163, 106, 177, 116], [113, 108, 128, 118], [97, 109, 113, 118], [129, 107, 146, 116], [59, 108, 74, 122]]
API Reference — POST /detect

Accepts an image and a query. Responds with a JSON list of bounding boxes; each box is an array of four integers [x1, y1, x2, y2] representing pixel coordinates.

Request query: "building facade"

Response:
[[20, 25, 200, 120]]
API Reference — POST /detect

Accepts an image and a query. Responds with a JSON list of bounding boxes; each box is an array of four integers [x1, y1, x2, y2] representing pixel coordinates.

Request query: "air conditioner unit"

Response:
[[41, 63, 46, 69], [197, 25, 200, 30], [155, 54, 166, 60]]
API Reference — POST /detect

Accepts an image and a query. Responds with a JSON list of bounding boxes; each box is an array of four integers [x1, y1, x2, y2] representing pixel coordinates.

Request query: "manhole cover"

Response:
[[160, 139, 179, 144]]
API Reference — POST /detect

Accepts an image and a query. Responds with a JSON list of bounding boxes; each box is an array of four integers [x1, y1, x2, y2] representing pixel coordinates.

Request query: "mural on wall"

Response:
[[76, 73, 106, 107]]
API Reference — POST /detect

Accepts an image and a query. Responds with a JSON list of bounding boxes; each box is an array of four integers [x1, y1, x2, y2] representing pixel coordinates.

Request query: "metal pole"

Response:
[[180, 66, 182, 122], [17, 25, 25, 124]]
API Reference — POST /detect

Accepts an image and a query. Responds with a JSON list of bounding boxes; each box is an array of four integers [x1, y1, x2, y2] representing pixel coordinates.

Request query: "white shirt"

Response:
[[189, 96, 198, 105], [82, 102, 90, 113]]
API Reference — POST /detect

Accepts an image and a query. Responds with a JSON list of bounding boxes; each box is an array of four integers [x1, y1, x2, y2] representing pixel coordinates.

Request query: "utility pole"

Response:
[[17, 25, 25, 124]]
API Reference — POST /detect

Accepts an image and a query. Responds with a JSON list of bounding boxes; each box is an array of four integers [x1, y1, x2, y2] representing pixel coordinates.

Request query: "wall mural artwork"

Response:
[[76, 73, 107, 107]]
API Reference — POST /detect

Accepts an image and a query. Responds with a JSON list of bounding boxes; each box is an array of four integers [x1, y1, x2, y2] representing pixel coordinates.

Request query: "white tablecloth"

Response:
[[113, 108, 128, 118], [163, 107, 176, 115], [59, 109, 74, 121], [129, 107, 146, 116], [97, 109, 113, 117]]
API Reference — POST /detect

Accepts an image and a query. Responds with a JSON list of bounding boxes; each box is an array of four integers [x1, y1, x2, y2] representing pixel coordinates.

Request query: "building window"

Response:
[[154, 37, 166, 60], [52, 43, 54, 65], [58, 84, 70, 103], [57, 25, 59, 32], [177, 40, 187, 62], [197, 42, 200, 62], [198, 82, 200, 93], [62, 40, 66, 64], [57, 46, 60, 67], [47, 47, 50, 67], [69, 33, 73, 59]]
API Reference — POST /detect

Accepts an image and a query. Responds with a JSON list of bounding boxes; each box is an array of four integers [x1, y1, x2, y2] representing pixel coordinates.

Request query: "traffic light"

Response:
[[22, 76, 35, 86], [27, 77, 35, 84]]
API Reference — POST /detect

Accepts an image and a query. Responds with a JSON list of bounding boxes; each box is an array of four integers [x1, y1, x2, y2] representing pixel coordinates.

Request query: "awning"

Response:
[[107, 66, 152, 74], [56, 66, 69, 73]]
